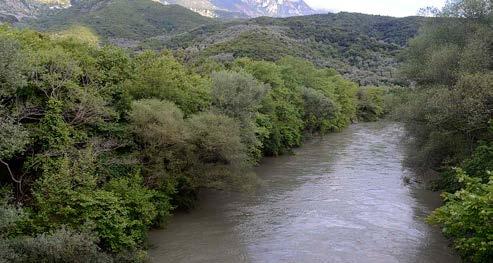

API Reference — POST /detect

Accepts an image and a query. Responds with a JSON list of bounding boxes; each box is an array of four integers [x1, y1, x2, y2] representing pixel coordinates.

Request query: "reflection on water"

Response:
[[149, 122, 459, 263]]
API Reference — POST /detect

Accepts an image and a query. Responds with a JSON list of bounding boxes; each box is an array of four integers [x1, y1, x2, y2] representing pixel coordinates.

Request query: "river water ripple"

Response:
[[149, 122, 459, 263]]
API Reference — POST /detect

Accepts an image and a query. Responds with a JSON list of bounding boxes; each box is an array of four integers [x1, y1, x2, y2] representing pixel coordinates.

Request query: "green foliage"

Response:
[[211, 70, 269, 161], [399, 1, 493, 261], [186, 112, 248, 174], [233, 58, 304, 155], [0, 118, 29, 161], [29, 0, 212, 41], [278, 56, 358, 130], [22, 1, 425, 86], [0, 187, 24, 238], [129, 99, 188, 195], [128, 51, 211, 115], [0, 23, 370, 260], [356, 87, 385, 122], [211, 70, 268, 120], [36, 100, 73, 151], [49, 25, 100, 47], [399, 0, 493, 170], [463, 143, 493, 183], [4, 228, 111, 263], [428, 169, 493, 262], [31, 151, 158, 252], [129, 98, 250, 192], [228, 56, 359, 155], [153, 13, 425, 86], [0, 36, 26, 97], [301, 87, 337, 133]]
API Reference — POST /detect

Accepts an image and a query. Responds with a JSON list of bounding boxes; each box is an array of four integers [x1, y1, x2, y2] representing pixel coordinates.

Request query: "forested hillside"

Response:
[[23, 0, 214, 47], [151, 13, 424, 85], [16, 0, 425, 85]]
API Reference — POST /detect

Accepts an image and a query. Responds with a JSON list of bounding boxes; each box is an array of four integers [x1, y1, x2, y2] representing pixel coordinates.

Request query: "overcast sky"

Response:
[[304, 0, 446, 17]]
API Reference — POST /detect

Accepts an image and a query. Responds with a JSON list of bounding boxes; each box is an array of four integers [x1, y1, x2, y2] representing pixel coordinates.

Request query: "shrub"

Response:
[[301, 87, 338, 133], [127, 51, 211, 115], [428, 169, 493, 262], [4, 228, 111, 263], [186, 112, 249, 188], [211, 70, 269, 162], [356, 87, 385, 122]]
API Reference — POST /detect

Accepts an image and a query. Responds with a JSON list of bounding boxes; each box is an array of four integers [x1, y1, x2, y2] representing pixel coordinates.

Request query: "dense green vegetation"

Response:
[[0, 22, 386, 261], [144, 13, 425, 86], [398, 0, 493, 261]]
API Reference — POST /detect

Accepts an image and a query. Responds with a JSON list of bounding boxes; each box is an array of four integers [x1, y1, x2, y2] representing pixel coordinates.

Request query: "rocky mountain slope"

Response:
[[155, 0, 315, 18], [0, 0, 315, 21], [0, 0, 70, 22]]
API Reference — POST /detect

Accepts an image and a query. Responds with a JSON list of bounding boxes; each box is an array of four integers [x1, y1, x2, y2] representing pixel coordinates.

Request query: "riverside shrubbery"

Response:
[[397, 0, 493, 261]]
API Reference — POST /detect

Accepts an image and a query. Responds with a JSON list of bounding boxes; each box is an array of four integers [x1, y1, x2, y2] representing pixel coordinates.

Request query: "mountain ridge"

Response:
[[6, 0, 425, 85], [0, 0, 316, 20], [153, 0, 316, 18]]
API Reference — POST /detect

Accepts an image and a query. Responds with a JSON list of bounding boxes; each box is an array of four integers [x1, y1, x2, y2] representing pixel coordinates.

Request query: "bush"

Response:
[[211, 70, 269, 162], [356, 87, 385, 122], [257, 86, 304, 156], [186, 112, 249, 188], [127, 51, 211, 115], [32, 153, 159, 252], [301, 87, 338, 133], [428, 169, 493, 262], [4, 228, 111, 263]]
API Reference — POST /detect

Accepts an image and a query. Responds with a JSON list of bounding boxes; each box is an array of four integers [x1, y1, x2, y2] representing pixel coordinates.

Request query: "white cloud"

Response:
[[304, 0, 447, 17]]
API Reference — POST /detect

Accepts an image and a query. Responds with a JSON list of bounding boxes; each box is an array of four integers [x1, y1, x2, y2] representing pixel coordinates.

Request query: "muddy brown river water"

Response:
[[149, 122, 460, 263]]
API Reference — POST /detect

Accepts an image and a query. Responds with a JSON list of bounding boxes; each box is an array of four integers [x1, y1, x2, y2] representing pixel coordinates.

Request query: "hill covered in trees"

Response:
[[151, 13, 425, 85], [22, 0, 214, 47], [14, 0, 425, 85]]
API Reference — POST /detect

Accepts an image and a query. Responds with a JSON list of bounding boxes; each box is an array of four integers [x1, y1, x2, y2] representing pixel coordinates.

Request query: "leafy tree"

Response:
[[428, 169, 492, 262], [186, 112, 249, 188], [301, 87, 338, 133], [127, 51, 211, 115], [357, 87, 385, 122], [0, 37, 26, 97], [4, 228, 111, 263], [211, 70, 269, 162]]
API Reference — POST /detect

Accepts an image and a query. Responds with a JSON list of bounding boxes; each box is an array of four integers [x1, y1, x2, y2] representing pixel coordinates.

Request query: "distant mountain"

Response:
[[154, 0, 316, 18], [24, 0, 213, 47], [7, 0, 425, 85], [0, 0, 71, 22], [0, 0, 316, 21]]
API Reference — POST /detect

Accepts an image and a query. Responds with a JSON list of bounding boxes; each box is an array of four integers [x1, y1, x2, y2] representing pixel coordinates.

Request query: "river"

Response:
[[148, 122, 460, 263]]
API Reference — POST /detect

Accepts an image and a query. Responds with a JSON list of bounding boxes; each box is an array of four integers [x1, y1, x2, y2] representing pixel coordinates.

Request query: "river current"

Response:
[[149, 122, 459, 263]]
